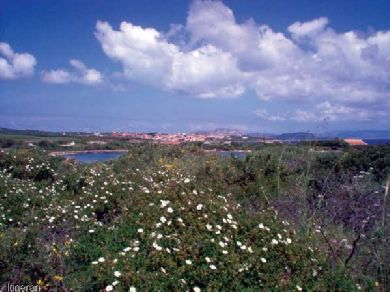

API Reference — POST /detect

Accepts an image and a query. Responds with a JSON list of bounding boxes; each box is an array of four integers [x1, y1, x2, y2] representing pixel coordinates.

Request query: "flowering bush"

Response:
[[0, 147, 377, 291]]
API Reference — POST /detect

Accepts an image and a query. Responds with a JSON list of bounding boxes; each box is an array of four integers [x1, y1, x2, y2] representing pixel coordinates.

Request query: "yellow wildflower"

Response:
[[54, 275, 63, 281]]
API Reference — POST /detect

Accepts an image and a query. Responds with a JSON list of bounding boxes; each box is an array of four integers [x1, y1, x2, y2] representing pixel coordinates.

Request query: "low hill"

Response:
[[275, 132, 317, 140]]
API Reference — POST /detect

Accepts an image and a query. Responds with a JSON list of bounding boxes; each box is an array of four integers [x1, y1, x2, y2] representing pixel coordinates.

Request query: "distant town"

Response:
[[78, 128, 390, 146], [109, 130, 280, 145], [1, 127, 389, 150]]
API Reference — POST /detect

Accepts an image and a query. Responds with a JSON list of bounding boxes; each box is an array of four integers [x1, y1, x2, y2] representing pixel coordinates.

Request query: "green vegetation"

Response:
[[0, 134, 138, 151], [0, 143, 389, 291]]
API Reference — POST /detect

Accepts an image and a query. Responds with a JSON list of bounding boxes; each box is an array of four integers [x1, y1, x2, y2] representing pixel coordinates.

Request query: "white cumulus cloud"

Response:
[[0, 42, 37, 79], [288, 17, 329, 38], [41, 59, 103, 85], [95, 19, 245, 98], [94, 0, 390, 121]]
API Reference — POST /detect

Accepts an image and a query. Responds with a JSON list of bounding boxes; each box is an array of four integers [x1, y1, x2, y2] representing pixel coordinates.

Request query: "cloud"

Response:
[[41, 69, 71, 84], [256, 101, 387, 123], [95, 20, 245, 98], [168, 45, 245, 98], [315, 101, 387, 121], [255, 109, 286, 121], [95, 0, 390, 121], [291, 110, 320, 122], [288, 17, 329, 38], [0, 42, 37, 79], [41, 59, 103, 85]]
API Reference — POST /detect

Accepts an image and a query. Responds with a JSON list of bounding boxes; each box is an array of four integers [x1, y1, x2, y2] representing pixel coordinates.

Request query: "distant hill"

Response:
[[251, 130, 390, 141], [0, 127, 88, 137], [0, 127, 59, 137], [275, 132, 317, 141], [246, 133, 275, 138], [333, 130, 390, 139]]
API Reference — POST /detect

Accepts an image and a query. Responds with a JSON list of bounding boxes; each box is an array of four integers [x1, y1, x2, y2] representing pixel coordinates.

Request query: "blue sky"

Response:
[[0, 0, 389, 133]]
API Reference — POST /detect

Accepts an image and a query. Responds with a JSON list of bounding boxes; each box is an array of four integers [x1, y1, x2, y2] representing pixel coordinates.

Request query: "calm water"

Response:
[[364, 139, 390, 145], [64, 152, 125, 163]]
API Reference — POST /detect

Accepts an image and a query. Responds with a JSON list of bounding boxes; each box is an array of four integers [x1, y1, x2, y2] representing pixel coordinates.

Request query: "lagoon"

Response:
[[63, 151, 126, 163]]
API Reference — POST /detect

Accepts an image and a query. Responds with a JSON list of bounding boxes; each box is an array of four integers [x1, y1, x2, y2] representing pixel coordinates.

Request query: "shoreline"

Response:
[[49, 149, 129, 157], [204, 149, 252, 153]]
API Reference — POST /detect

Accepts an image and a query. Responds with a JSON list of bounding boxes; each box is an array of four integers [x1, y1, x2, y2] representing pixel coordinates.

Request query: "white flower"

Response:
[[91, 261, 98, 265], [222, 250, 228, 254], [258, 223, 265, 229], [129, 287, 137, 292], [296, 285, 302, 291], [210, 265, 217, 270], [205, 257, 211, 263], [114, 271, 121, 277], [261, 257, 267, 263], [167, 207, 173, 213], [123, 247, 131, 252], [160, 216, 167, 223], [105, 285, 113, 291], [286, 238, 292, 244], [153, 241, 162, 251], [193, 287, 201, 292], [112, 280, 119, 286], [184, 178, 190, 183], [185, 259, 192, 265], [196, 204, 203, 210], [89, 229, 95, 233], [236, 241, 242, 247], [137, 228, 144, 233], [271, 239, 279, 245], [206, 224, 213, 231], [98, 257, 105, 263], [160, 200, 170, 208]]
